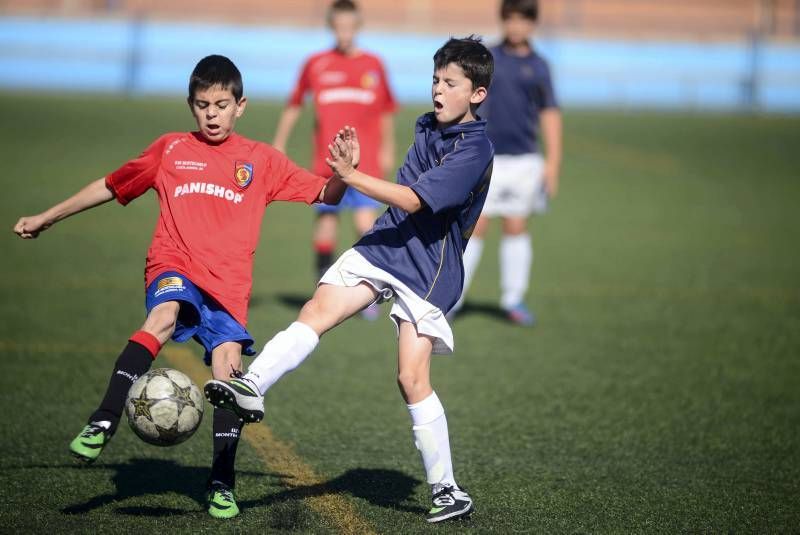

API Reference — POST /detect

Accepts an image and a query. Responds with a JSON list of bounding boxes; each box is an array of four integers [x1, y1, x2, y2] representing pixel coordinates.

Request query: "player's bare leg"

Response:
[[501, 216, 534, 326], [204, 283, 377, 422], [396, 321, 434, 404], [70, 301, 176, 462], [397, 321, 473, 522], [207, 341, 244, 519], [298, 281, 377, 334], [140, 301, 181, 344], [313, 212, 338, 279]]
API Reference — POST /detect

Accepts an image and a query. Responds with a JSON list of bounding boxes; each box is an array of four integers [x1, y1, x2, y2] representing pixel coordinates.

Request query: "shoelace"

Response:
[[215, 487, 234, 503], [432, 487, 456, 507], [230, 366, 244, 379], [80, 425, 104, 438]]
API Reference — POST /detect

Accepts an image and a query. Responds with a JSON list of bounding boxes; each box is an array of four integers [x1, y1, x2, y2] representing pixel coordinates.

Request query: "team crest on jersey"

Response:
[[361, 71, 379, 89], [233, 161, 254, 189]]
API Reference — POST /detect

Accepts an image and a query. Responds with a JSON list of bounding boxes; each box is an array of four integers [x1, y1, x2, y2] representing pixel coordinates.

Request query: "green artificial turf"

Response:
[[1, 92, 798, 533]]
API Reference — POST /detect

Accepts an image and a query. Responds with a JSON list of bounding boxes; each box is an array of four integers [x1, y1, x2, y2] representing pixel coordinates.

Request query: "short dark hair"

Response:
[[500, 0, 539, 21], [433, 36, 494, 90], [188, 55, 243, 102], [327, 0, 359, 25]]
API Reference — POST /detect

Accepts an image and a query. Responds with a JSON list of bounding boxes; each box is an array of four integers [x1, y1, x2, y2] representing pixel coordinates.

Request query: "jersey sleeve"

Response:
[[105, 135, 168, 205], [287, 57, 313, 107], [266, 147, 328, 204], [410, 139, 493, 214], [535, 59, 559, 110], [375, 59, 398, 114]]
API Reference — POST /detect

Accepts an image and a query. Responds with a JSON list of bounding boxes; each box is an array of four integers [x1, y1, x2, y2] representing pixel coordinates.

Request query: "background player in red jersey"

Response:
[[13, 55, 349, 519], [272, 0, 397, 319]]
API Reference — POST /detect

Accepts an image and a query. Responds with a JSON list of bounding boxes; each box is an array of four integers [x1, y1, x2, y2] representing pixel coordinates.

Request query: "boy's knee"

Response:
[[142, 301, 180, 343], [298, 297, 329, 330], [397, 370, 429, 396]]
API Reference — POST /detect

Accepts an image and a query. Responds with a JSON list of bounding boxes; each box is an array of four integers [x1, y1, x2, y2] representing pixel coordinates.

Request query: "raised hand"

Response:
[[340, 125, 360, 169], [326, 128, 357, 179]]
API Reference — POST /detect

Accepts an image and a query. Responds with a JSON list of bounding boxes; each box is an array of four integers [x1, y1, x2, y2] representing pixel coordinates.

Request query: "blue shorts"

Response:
[[145, 271, 255, 365], [316, 187, 382, 214]]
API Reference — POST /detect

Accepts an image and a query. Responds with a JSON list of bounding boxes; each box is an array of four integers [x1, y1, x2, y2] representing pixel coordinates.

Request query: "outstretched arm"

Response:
[[13, 178, 114, 239], [272, 105, 303, 154], [319, 176, 347, 205], [326, 127, 422, 213]]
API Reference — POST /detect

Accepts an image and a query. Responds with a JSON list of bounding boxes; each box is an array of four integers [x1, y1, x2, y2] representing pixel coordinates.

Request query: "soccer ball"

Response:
[[125, 368, 204, 446]]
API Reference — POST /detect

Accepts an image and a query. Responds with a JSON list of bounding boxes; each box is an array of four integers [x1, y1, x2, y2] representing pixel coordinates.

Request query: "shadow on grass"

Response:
[[451, 300, 508, 322], [54, 458, 276, 516], [240, 467, 426, 514], [27, 461, 423, 517], [274, 292, 312, 310]]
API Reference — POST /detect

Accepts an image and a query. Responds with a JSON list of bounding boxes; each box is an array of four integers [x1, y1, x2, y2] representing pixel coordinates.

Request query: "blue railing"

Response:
[[1, 16, 798, 111]]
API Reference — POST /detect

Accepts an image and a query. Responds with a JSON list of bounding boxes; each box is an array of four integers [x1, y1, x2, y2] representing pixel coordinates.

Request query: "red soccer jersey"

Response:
[[106, 131, 328, 325], [288, 49, 397, 177]]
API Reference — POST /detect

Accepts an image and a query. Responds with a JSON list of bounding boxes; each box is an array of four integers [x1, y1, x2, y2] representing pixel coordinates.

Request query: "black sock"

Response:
[[88, 340, 153, 434], [210, 408, 243, 488], [316, 251, 333, 279]]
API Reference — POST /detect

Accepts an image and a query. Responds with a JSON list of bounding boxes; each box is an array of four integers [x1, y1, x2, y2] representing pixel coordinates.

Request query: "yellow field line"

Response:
[[163, 346, 376, 535]]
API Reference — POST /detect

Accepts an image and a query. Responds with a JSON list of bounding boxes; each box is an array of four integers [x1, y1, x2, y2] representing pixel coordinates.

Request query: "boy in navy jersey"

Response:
[[454, 0, 562, 326], [205, 36, 494, 523]]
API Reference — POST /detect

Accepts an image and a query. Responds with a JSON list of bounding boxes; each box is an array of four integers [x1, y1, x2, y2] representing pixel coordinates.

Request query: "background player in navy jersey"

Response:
[[453, 0, 562, 326], [272, 0, 397, 321], [205, 36, 494, 523]]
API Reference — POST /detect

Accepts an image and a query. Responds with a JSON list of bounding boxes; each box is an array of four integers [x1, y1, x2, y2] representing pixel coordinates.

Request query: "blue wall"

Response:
[[1, 16, 799, 111]]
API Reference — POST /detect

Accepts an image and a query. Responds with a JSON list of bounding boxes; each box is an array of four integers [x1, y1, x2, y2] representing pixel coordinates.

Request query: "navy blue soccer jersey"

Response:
[[354, 113, 494, 313], [481, 44, 558, 155]]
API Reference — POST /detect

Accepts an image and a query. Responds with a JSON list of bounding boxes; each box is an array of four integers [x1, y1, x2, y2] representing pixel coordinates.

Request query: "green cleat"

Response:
[[208, 482, 240, 519], [69, 423, 112, 463]]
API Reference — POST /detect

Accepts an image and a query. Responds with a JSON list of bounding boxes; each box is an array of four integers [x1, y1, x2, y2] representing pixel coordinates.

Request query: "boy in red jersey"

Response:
[[272, 0, 397, 316], [13, 55, 348, 519]]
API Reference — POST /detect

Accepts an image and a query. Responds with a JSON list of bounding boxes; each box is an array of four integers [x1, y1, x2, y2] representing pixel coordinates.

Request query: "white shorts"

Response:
[[481, 153, 547, 217], [319, 249, 454, 355]]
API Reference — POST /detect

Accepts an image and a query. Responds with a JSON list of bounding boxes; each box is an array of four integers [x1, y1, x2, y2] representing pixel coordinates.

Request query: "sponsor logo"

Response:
[[155, 276, 184, 297], [233, 161, 254, 189], [319, 70, 347, 85], [175, 160, 207, 171], [165, 138, 185, 155], [214, 431, 240, 438], [318, 87, 376, 105], [173, 182, 244, 204], [115, 370, 139, 383]]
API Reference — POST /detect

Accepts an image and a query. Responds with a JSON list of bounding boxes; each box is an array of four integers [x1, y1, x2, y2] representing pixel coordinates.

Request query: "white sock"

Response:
[[245, 322, 319, 394], [452, 237, 484, 313], [500, 233, 532, 310], [408, 392, 456, 489]]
